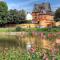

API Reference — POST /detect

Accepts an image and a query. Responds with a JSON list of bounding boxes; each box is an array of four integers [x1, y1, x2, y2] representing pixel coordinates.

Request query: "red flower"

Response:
[[30, 48, 35, 53], [39, 32, 45, 38], [56, 32, 60, 35], [48, 33, 55, 38], [32, 32, 35, 36]]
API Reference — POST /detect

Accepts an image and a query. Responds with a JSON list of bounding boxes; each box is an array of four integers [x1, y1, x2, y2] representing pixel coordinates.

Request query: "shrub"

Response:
[[36, 28, 48, 32], [16, 27, 21, 31]]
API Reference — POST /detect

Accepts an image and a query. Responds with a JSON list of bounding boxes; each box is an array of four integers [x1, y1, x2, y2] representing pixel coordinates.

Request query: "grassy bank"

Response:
[[0, 27, 60, 33], [0, 28, 16, 32], [15, 27, 60, 32]]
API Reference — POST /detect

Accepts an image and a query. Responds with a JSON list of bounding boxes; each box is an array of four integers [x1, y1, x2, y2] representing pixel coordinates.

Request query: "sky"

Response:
[[2, 0, 60, 12]]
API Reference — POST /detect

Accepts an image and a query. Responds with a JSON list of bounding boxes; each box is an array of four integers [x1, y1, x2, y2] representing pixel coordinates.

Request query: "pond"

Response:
[[0, 32, 60, 49]]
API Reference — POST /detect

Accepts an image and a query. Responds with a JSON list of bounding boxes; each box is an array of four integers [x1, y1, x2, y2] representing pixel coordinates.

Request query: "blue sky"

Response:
[[4, 0, 60, 12]]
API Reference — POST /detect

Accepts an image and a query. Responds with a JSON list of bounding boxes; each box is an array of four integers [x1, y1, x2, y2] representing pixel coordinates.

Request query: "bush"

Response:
[[16, 27, 21, 31], [36, 28, 48, 32]]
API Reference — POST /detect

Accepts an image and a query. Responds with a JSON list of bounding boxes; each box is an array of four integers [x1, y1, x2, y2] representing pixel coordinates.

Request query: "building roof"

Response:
[[32, 2, 54, 15], [32, 11, 54, 16]]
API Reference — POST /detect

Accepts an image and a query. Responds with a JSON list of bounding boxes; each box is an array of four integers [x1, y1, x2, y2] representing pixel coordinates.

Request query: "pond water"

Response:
[[0, 32, 60, 50]]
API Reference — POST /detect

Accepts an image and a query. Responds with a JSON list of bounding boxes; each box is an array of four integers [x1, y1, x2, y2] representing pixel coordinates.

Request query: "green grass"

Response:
[[0, 26, 60, 32], [0, 28, 15, 32], [16, 27, 60, 32], [0, 47, 24, 60], [0, 46, 59, 60]]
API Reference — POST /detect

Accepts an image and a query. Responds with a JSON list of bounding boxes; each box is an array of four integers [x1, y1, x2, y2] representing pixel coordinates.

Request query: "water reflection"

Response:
[[0, 32, 60, 50], [16, 32, 58, 50]]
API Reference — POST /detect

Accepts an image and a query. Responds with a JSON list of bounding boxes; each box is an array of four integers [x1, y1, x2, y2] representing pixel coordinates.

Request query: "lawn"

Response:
[[15, 26, 60, 32], [0, 28, 15, 32], [0, 26, 60, 32]]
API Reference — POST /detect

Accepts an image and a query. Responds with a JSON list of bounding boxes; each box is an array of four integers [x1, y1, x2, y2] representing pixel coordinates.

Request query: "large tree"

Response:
[[18, 10, 26, 20], [54, 8, 60, 22], [17, 10, 26, 24], [7, 9, 26, 24], [0, 1, 8, 25], [7, 9, 18, 24]]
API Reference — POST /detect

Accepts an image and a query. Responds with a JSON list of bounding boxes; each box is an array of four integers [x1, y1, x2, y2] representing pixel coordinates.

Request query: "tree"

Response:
[[7, 9, 26, 24], [16, 9, 26, 24], [54, 8, 60, 22], [18, 10, 26, 20], [7, 9, 18, 24], [0, 1, 8, 25]]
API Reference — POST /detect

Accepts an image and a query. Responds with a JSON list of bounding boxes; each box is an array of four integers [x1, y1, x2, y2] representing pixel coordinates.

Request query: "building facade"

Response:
[[32, 3, 55, 27]]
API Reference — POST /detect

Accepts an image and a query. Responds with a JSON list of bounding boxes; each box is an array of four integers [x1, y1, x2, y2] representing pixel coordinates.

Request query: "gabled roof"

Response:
[[32, 3, 54, 16]]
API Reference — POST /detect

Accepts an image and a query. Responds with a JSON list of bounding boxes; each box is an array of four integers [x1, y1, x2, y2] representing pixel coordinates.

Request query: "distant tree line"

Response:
[[0, 1, 27, 27]]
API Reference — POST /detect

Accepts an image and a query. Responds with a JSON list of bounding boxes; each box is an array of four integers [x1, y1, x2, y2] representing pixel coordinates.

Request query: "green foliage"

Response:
[[7, 9, 26, 24], [0, 47, 60, 60], [54, 8, 60, 22], [0, 48, 40, 60], [0, 1, 8, 14], [34, 27, 60, 32], [0, 28, 15, 32], [0, 1, 8, 25], [18, 10, 26, 20], [7, 9, 18, 23], [36, 28, 48, 32], [16, 10, 26, 24], [16, 27, 21, 31], [0, 27, 60, 32], [0, 1, 27, 25]]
